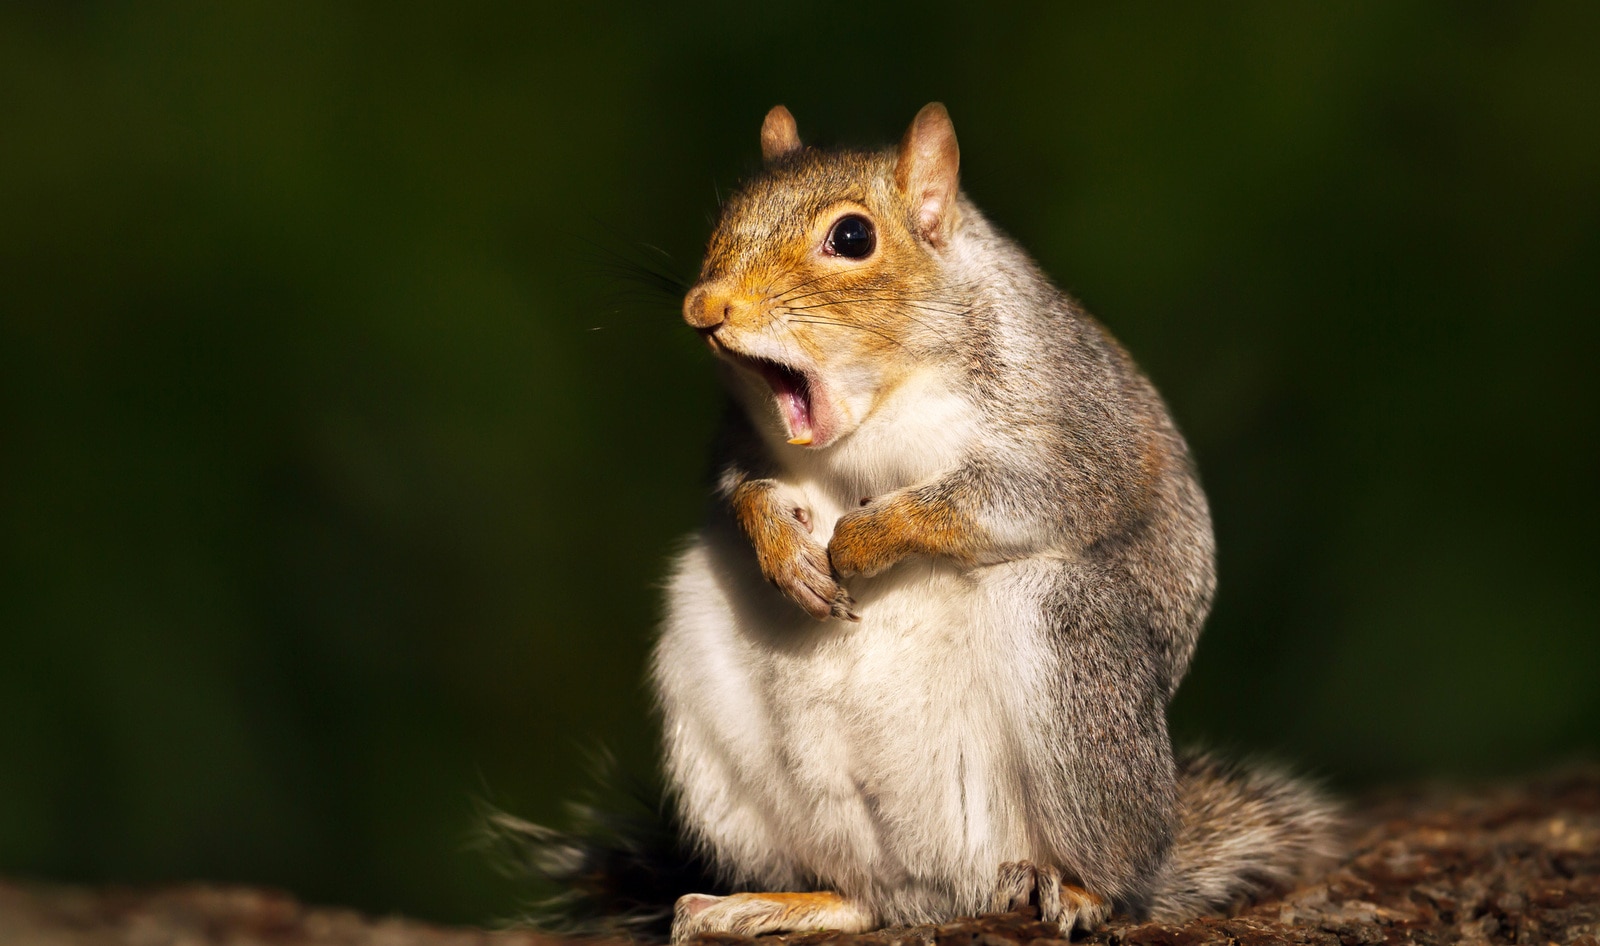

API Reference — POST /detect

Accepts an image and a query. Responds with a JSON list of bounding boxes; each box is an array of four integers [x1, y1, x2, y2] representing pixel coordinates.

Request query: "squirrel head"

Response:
[[684, 103, 963, 450]]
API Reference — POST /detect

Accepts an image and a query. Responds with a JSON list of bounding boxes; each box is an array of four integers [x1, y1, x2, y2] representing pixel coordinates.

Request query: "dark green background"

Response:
[[3, 0, 1596, 927]]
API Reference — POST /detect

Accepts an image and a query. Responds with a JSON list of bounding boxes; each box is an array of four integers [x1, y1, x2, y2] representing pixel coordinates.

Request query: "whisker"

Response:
[[774, 272, 854, 303], [848, 302, 965, 344], [761, 263, 808, 299], [780, 270, 846, 294], [778, 296, 968, 344], [779, 280, 983, 307], [782, 297, 972, 316], [576, 232, 693, 302], [886, 306, 964, 343], [784, 316, 908, 350]]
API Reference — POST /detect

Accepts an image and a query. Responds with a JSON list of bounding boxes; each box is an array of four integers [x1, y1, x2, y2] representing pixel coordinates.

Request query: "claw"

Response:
[[992, 860, 1038, 913], [991, 862, 1107, 933], [1036, 866, 1062, 922], [766, 523, 853, 621], [830, 587, 860, 622]]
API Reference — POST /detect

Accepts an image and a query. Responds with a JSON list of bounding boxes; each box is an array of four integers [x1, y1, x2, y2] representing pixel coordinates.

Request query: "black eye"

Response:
[[826, 214, 875, 259]]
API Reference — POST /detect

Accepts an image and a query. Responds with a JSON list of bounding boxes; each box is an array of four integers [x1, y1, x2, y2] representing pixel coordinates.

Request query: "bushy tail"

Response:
[[483, 751, 1338, 935], [477, 760, 721, 940], [1148, 750, 1343, 922]]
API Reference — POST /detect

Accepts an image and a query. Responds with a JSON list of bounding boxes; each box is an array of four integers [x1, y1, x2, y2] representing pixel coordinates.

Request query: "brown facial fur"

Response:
[[686, 148, 969, 443]]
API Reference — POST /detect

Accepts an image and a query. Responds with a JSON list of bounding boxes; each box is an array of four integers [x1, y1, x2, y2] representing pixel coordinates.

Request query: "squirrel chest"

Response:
[[654, 368, 1033, 910]]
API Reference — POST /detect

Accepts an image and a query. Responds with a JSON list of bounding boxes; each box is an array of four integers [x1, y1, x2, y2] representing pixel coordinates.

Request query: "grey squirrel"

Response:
[[507, 103, 1339, 941]]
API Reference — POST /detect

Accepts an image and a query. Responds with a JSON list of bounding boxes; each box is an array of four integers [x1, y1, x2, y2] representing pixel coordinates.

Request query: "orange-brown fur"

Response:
[[729, 478, 854, 621], [690, 149, 960, 386], [829, 489, 988, 577], [674, 890, 871, 940], [1064, 886, 1107, 915], [731, 891, 849, 911]]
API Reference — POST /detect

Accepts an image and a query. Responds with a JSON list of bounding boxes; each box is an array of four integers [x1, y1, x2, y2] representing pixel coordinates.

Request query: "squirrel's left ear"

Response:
[[761, 106, 802, 163], [895, 103, 960, 248]]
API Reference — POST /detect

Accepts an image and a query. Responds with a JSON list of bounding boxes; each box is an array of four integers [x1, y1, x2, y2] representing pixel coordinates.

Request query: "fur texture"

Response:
[[1150, 751, 1342, 921], [517, 104, 1339, 942], [478, 763, 722, 938]]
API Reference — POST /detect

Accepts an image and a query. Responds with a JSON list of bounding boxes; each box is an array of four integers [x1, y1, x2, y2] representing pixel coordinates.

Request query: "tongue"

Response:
[[778, 388, 814, 445], [761, 364, 815, 445]]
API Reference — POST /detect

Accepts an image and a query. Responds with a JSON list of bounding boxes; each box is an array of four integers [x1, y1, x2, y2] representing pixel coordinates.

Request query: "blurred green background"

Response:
[[2, 0, 1596, 927]]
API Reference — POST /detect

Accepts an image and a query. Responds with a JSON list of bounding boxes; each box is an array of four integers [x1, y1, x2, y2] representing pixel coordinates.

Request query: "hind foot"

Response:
[[671, 891, 873, 943], [992, 861, 1111, 933]]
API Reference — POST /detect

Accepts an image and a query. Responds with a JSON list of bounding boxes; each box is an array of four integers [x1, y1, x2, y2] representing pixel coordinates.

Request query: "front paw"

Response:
[[771, 530, 858, 622], [827, 506, 902, 578], [738, 487, 857, 622]]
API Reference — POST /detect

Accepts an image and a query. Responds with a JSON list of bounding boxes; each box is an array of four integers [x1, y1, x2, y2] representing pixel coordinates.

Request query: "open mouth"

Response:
[[736, 355, 818, 446]]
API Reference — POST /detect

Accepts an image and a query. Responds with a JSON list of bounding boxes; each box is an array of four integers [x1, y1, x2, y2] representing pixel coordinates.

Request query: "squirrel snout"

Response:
[[684, 287, 730, 332]]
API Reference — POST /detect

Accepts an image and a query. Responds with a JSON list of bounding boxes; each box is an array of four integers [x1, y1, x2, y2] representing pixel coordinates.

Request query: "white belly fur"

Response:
[[654, 502, 1058, 925], [653, 373, 1053, 924]]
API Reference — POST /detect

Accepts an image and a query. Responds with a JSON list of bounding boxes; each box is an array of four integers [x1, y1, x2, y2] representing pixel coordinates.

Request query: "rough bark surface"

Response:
[[3, 769, 1595, 946]]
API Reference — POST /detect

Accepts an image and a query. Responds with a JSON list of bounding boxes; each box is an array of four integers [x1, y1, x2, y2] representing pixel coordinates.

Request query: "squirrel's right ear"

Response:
[[895, 103, 960, 248], [760, 106, 802, 163]]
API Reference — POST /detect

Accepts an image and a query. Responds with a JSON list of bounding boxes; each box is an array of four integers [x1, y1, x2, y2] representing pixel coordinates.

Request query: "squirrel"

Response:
[[502, 103, 1340, 943], [649, 103, 1341, 940]]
